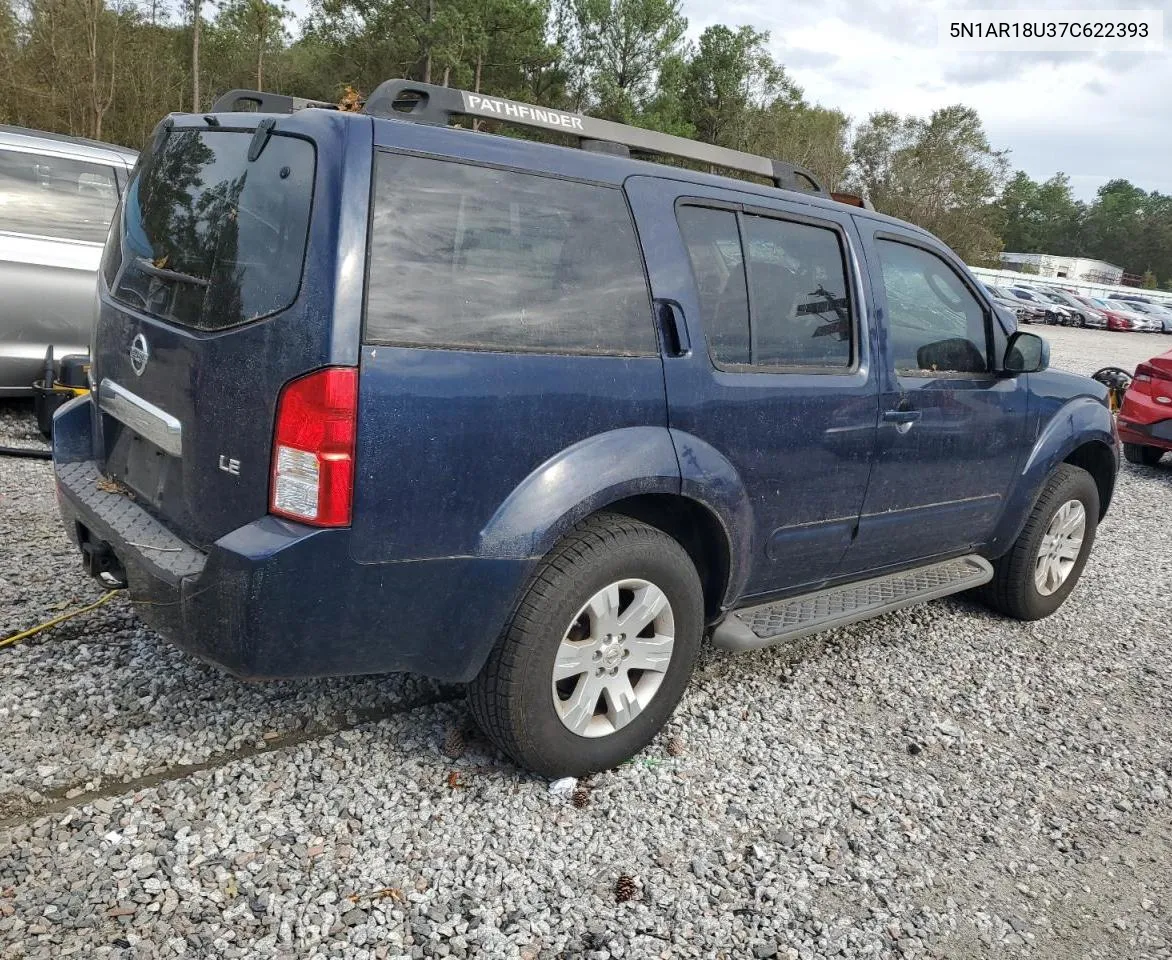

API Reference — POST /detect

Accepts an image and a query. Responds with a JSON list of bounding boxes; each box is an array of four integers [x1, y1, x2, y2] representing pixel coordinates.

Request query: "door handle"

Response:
[[882, 408, 922, 424], [655, 300, 691, 357]]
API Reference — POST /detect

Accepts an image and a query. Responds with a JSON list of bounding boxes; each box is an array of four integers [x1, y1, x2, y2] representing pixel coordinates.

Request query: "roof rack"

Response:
[[209, 80, 873, 206], [363, 80, 826, 194], [211, 90, 338, 114]]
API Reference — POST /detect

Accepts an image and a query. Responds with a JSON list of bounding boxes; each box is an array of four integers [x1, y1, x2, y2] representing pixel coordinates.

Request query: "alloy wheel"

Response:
[[551, 579, 675, 738], [1034, 499, 1086, 596]]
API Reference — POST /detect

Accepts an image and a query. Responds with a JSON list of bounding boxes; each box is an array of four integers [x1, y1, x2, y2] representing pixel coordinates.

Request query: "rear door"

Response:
[[0, 145, 120, 391], [91, 110, 371, 548], [844, 223, 1031, 572], [626, 176, 879, 599]]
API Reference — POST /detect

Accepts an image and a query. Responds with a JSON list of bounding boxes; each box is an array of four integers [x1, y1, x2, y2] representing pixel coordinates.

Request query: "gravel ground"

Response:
[[1, 329, 1170, 960]]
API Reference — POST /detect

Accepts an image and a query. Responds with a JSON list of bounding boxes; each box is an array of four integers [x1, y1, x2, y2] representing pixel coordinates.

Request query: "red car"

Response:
[[1118, 349, 1172, 465], [1099, 303, 1143, 332]]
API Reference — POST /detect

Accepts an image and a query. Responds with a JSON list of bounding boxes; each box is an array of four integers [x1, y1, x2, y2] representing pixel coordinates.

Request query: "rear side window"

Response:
[[365, 154, 655, 355], [0, 147, 118, 243], [678, 204, 853, 369], [742, 214, 852, 368], [105, 129, 315, 331]]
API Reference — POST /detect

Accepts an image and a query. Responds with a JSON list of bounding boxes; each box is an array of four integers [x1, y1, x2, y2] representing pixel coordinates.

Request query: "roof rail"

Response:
[[362, 80, 826, 194], [206, 80, 846, 199]]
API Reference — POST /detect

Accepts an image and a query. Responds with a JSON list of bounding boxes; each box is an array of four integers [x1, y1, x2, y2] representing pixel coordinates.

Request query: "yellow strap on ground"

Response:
[[0, 590, 123, 650]]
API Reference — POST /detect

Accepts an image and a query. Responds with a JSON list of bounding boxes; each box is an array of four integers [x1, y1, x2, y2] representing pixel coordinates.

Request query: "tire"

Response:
[[977, 464, 1099, 621], [1123, 443, 1165, 466], [468, 512, 704, 777]]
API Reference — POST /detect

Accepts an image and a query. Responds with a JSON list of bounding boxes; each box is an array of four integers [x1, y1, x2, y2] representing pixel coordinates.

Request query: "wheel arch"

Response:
[[1063, 439, 1117, 519], [988, 396, 1118, 556], [604, 493, 733, 623], [477, 427, 750, 620]]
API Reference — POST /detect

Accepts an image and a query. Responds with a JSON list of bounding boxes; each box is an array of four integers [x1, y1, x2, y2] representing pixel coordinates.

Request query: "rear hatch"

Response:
[[92, 111, 369, 548]]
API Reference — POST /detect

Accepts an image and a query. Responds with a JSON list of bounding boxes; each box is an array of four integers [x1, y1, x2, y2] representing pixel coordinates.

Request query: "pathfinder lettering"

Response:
[[465, 94, 585, 131]]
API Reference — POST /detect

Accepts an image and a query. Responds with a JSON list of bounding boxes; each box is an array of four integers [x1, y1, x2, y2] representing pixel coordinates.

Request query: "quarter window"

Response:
[[0, 148, 118, 243], [365, 154, 655, 356], [875, 239, 989, 375]]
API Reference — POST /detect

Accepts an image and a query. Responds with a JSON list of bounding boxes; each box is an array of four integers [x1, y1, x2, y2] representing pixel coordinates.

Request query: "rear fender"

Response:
[[988, 395, 1116, 555], [478, 426, 753, 606], [478, 427, 681, 559]]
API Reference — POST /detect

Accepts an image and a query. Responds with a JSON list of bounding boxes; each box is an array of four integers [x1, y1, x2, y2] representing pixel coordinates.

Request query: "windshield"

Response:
[[103, 128, 315, 331]]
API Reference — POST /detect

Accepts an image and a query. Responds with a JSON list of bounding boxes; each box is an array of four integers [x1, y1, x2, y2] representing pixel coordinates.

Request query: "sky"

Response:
[[283, 0, 1171, 201], [684, 0, 1172, 200]]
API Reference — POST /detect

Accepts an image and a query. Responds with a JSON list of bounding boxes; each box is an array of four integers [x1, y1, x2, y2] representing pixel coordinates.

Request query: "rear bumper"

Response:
[[1117, 414, 1172, 450], [52, 397, 530, 682]]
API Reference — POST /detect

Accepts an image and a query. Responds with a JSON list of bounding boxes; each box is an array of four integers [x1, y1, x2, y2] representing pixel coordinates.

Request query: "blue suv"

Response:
[[53, 81, 1119, 776]]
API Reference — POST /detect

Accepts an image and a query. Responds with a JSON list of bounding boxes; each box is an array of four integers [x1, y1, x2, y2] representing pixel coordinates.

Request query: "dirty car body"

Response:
[[52, 83, 1120, 774]]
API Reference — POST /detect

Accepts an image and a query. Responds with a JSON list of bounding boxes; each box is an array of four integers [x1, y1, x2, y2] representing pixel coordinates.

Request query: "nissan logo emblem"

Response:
[[129, 333, 149, 377]]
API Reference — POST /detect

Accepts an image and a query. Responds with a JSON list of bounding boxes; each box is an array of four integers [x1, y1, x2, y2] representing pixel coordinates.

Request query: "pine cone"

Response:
[[614, 874, 638, 903], [665, 735, 685, 757], [571, 786, 591, 809], [441, 725, 465, 759]]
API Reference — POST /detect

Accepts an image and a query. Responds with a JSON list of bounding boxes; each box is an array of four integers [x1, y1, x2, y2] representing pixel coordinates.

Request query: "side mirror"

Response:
[[1003, 331, 1049, 375]]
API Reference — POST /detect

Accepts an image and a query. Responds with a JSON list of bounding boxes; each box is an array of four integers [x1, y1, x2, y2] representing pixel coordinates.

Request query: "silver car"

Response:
[[0, 126, 137, 395], [1117, 299, 1172, 333]]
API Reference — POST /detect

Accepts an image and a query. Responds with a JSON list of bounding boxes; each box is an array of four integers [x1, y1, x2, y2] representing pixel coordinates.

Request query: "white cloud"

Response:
[[681, 0, 1172, 199]]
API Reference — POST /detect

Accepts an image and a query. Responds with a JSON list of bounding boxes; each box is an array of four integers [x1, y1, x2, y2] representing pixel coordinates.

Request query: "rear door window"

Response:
[[105, 129, 315, 331], [742, 213, 852, 368], [365, 154, 655, 356], [0, 147, 118, 242], [677, 204, 854, 370]]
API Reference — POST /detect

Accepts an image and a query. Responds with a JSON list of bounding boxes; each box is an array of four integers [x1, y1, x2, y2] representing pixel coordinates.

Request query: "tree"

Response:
[[997, 171, 1084, 255], [212, 0, 287, 89], [190, 0, 202, 109], [851, 105, 1009, 263], [741, 96, 850, 191], [679, 24, 796, 149], [560, 0, 686, 120]]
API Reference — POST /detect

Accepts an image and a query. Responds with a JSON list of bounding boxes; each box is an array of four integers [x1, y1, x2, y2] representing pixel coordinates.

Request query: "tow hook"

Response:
[[81, 539, 128, 588]]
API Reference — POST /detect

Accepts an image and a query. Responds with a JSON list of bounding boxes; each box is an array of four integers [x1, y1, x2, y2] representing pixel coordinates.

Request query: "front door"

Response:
[[625, 176, 880, 599], [845, 224, 1031, 573]]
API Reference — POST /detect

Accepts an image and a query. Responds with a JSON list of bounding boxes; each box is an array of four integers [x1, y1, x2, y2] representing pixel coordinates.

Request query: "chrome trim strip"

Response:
[[98, 379, 182, 457]]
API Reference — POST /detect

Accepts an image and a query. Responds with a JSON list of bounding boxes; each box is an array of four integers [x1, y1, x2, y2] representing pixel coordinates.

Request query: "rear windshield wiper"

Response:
[[133, 257, 210, 287]]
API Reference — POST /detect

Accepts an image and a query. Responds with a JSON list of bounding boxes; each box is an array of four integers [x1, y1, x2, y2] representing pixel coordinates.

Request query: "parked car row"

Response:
[[981, 280, 1172, 334]]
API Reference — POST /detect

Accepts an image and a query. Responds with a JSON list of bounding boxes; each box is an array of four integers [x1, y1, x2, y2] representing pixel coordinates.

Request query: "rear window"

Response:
[[0, 147, 118, 243], [104, 128, 315, 331], [364, 153, 655, 355]]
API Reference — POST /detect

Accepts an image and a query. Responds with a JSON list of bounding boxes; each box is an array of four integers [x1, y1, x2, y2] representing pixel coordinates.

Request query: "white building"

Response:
[[998, 252, 1123, 285]]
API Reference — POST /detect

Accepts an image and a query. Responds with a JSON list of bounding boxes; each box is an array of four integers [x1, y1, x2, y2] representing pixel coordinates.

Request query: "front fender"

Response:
[[989, 395, 1117, 555], [478, 426, 682, 559]]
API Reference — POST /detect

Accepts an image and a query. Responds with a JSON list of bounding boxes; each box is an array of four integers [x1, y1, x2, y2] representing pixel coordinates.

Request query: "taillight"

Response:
[[270, 367, 358, 527], [1133, 362, 1172, 400], [1136, 362, 1170, 384]]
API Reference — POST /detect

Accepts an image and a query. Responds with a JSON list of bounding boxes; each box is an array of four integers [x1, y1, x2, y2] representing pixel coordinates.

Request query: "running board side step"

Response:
[[711, 555, 993, 652]]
